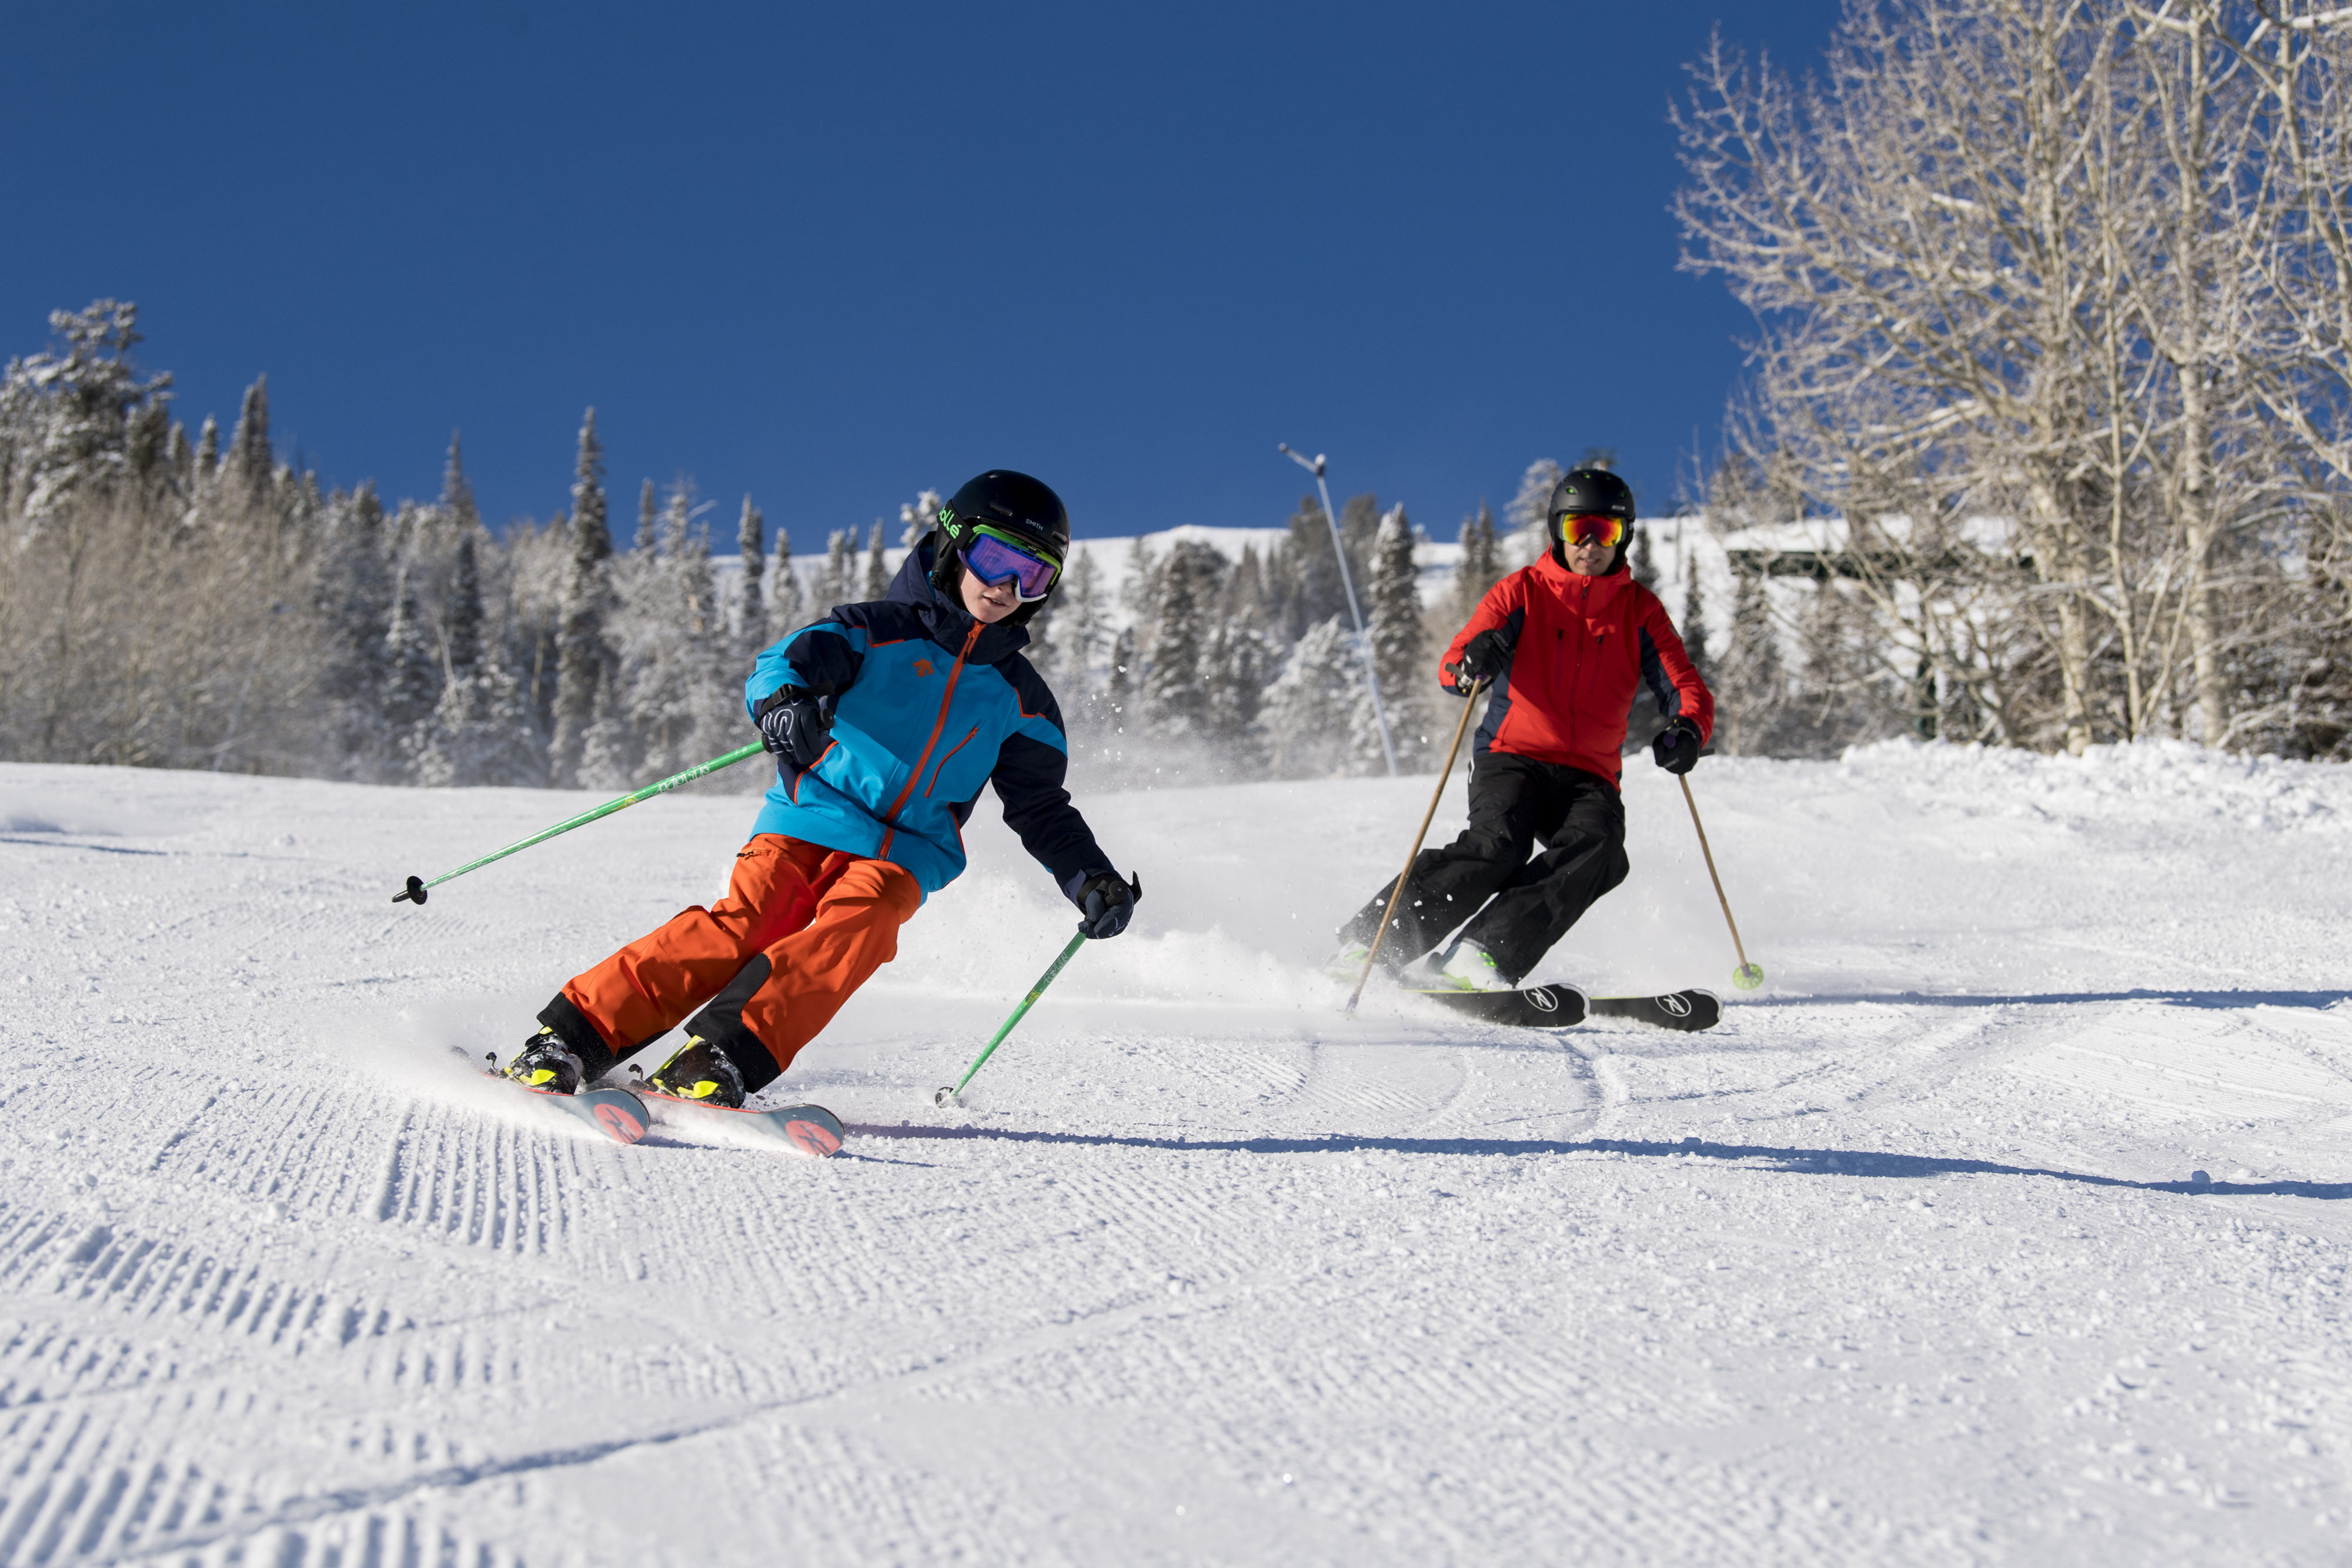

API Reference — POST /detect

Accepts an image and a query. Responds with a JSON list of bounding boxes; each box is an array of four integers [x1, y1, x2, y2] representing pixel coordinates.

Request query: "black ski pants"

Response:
[[1340, 751, 1628, 984]]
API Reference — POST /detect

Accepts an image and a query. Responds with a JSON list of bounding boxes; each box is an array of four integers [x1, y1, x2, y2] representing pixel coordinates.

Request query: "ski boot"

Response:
[[646, 1036, 746, 1109], [1434, 939, 1514, 993], [504, 1026, 588, 1095]]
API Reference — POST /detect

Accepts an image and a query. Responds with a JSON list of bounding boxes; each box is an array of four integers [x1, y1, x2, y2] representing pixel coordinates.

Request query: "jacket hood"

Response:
[[890, 535, 1033, 664]]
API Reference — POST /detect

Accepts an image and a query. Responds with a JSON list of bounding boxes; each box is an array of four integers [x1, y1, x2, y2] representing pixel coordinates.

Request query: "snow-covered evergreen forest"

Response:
[[0, 302, 1689, 791]]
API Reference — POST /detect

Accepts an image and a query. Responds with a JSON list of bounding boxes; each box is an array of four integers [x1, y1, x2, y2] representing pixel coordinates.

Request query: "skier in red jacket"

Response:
[[1332, 467, 1715, 991]]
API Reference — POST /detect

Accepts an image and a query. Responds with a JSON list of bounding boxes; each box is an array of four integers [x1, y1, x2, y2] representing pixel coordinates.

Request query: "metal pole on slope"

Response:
[[1278, 444, 1399, 777], [934, 929, 1093, 1107], [1345, 678, 1487, 1012], [1679, 774, 1765, 991], [390, 740, 768, 905]]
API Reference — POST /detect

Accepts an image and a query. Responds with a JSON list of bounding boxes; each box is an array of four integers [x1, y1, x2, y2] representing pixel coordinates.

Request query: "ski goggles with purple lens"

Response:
[[958, 526, 1062, 600]]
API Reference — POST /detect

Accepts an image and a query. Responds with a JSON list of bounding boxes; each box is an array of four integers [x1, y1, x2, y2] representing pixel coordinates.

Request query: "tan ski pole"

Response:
[[1679, 773, 1763, 990], [1345, 677, 1488, 1014]]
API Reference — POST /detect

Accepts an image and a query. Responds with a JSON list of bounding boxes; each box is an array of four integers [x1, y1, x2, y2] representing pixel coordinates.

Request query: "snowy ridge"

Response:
[[3, 743, 2351, 1562]]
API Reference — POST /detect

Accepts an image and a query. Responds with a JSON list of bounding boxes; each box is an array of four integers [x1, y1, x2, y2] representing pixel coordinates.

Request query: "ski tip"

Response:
[[587, 1091, 650, 1145], [392, 874, 427, 906]]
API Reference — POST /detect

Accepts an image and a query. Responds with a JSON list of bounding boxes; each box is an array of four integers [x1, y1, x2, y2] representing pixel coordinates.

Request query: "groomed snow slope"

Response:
[[3, 742, 2351, 1566]]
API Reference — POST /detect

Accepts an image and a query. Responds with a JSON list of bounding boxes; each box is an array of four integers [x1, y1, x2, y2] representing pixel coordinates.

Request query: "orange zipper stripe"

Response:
[[926, 726, 981, 797], [880, 621, 982, 827]]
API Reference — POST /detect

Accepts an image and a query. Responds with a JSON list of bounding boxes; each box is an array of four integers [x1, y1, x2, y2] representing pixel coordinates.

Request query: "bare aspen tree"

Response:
[[1679, 0, 2352, 754]]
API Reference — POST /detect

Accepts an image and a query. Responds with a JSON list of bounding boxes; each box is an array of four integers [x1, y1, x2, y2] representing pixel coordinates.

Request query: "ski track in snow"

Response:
[[2, 741, 2350, 1564]]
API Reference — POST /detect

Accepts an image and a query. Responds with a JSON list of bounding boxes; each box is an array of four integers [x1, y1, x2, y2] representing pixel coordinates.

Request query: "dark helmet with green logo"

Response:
[[1545, 467, 1636, 572], [928, 469, 1071, 597]]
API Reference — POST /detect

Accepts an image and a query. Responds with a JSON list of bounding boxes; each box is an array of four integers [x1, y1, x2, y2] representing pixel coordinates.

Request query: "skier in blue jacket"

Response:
[[505, 470, 1140, 1107]]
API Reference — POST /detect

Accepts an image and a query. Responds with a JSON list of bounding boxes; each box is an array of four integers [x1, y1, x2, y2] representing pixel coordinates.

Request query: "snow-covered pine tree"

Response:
[[226, 376, 275, 514], [1141, 538, 1225, 742], [737, 495, 765, 644], [1715, 564, 1790, 754], [1506, 459, 1563, 568], [636, 479, 657, 554], [500, 509, 569, 744], [382, 573, 442, 780], [442, 433, 480, 534], [1226, 541, 1266, 625], [1119, 537, 1159, 656], [1051, 547, 1105, 723], [614, 482, 735, 781], [1260, 526, 1309, 641], [413, 531, 545, 787], [1632, 524, 1658, 593], [443, 529, 483, 681], [821, 527, 854, 611], [1339, 493, 1381, 596], [863, 519, 888, 599], [1104, 626, 1137, 744], [1679, 544, 1712, 686], [1258, 617, 1362, 778], [0, 299, 171, 522], [1202, 621, 1275, 778], [1274, 495, 1339, 638], [1452, 504, 1498, 626], [767, 524, 803, 638], [314, 480, 396, 780], [550, 409, 614, 786], [1365, 506, 1430, 771], [898, 489, 942, 546]]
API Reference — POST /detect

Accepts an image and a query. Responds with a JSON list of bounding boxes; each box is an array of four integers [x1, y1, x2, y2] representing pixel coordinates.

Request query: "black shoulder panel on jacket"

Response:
[[994, 653, 1068, 736]]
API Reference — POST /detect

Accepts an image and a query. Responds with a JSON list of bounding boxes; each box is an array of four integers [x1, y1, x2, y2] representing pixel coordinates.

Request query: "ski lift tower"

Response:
[[1278, 443, 1398, 777]]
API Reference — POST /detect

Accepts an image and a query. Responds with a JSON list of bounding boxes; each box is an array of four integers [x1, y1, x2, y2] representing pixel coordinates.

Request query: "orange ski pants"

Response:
[[561, 834, 922, 1085]]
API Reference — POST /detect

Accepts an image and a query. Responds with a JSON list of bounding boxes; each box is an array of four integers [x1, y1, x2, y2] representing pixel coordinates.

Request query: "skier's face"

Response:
[[1563, 536, 1615, 577], [959, 564, 1022, 623]]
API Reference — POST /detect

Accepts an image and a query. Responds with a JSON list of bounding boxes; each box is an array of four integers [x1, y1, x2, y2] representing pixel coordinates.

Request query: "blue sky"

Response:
[[1, 2, 1838, 551]]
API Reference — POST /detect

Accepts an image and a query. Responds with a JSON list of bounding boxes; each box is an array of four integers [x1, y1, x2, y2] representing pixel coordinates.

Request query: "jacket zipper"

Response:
[[1563, 578, 1586, 757], [878, 621, 983, 849], [925, 726, 981, 797]]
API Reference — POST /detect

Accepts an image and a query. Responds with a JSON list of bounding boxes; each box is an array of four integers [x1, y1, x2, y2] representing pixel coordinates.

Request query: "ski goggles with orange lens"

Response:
[[958, 525, 1062, 600], [1559, 513, 1627, 549]]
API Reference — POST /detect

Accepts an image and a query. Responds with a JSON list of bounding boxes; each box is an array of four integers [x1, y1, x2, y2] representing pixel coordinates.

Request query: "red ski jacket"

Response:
[[1441, 552, 1715, 785]]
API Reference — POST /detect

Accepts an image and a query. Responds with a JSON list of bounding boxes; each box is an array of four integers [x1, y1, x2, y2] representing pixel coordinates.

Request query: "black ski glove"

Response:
[[754, 686, 833, 770], [1071, 871, 1142, 940], [1445, 628, 1510, 696], [1651, 716, 1703, 775]]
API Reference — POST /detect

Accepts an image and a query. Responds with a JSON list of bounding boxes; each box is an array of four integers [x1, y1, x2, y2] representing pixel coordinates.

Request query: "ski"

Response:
[[634, 1089, 847, 1158], [1409, 984, 1589, 1028], [1406, 986, 1722, 1032], [1588, 989, 1722, 1032], [487, 1074, 652, 1145]]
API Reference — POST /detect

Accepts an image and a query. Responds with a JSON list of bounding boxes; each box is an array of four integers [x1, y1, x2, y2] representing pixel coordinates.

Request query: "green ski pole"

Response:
[[392, 740, 767, 905], [934, 929, 1090, 1108]]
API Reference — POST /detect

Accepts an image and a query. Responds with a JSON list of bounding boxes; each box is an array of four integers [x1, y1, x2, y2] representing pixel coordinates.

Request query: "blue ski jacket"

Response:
[[743, 540, 1113, 904]]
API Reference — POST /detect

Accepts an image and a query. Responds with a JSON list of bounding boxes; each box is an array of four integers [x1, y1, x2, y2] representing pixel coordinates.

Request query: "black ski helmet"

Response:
[[1546, 467, 1636, 570], [928, 470, 1072, 606]]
